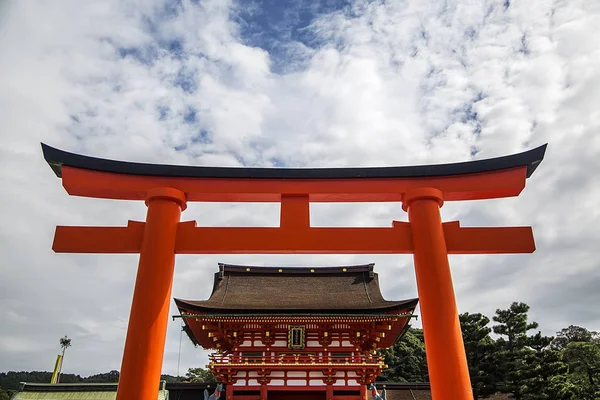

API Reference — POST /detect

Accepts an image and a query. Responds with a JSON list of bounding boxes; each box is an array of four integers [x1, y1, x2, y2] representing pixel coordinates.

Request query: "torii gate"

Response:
[[42, 143, 546, 400]]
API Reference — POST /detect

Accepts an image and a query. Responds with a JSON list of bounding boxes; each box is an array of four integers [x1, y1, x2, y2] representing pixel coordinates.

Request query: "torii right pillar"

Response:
[[404, 188, 472, 398]]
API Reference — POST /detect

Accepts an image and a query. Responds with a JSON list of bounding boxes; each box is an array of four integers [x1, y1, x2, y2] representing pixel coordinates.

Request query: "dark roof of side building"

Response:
[[175, 263, 418, 314]]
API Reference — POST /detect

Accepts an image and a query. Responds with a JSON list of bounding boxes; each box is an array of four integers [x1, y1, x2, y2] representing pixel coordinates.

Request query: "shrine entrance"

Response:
[[177, 264, 409, 400], [42, 142, 546, 400], [268, 391, 326, 400]]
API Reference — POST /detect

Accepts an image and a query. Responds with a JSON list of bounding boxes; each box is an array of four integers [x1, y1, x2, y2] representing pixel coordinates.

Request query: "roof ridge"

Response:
[[217, 263, 375, 275], [220, 273, 230, 304], [176, 264, 416, 312], [363, 271, 373, 304]]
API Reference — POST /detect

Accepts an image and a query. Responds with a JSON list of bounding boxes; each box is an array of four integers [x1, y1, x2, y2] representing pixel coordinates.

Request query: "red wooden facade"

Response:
[[176, 264, 417, 400]]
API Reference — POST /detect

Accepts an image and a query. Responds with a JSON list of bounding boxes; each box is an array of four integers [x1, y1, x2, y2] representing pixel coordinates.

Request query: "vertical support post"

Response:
[[260, 384, 267, 400], [403, 188, 472, 400], [226, 384, 234, 400], [326, 384, 333, 400], [116, 188, 187, 400], [280, 194, 310, 230], [360, 384, 367, 400]]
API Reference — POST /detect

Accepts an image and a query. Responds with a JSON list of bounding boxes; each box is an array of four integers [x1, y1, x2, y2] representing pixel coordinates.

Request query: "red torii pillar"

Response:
[[42, 143, 546, 400]]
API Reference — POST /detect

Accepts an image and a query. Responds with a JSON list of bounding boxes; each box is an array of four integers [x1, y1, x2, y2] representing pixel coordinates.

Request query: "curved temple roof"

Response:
[[175, 264, 418, 314], [41, 143, 547, 180]]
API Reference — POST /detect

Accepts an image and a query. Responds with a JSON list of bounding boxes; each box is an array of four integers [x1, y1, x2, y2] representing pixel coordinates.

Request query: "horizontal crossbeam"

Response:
[[59, 165, 529, 202], [52, 221, 535, 254], [53, 221, 145, 253]]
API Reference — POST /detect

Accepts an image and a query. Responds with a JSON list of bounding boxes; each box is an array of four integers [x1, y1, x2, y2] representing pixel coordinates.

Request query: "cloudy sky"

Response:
[[1, 0, 599, 378]]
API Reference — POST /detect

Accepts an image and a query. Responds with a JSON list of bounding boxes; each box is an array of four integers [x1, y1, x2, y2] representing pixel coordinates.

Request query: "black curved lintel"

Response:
[[41, 143, 546, 180]]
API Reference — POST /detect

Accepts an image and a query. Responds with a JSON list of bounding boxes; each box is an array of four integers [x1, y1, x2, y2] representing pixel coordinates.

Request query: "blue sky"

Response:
[[1, 0, 600, 377], [233, 0, 350, 72]]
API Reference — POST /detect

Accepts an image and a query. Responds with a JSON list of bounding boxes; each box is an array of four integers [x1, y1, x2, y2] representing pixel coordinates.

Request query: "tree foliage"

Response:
[[84, 370, 120, 383], [493, 302, 539, 350], [378, 327, 428, 383], [562, 341, 600, 399], [59, 336, 72, 352], [459, 313, 497, 399], [552, 325, 599, 350], [183, 367, 218, 383], [380, 302, 599, 400], [1, 303, 599, 400], [0, 388, 10, 400], [519, 345, 574, 399], [491, 302, 540, 399]]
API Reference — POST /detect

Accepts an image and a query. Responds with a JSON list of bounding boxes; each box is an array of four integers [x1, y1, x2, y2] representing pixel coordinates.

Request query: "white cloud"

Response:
[[0, 0, 599, 378]]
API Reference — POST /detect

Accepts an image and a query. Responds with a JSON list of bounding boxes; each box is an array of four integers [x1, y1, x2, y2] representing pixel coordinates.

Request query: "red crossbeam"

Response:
[[52, 220, 534, 254], [442, 221, 535, 254], [52, 221, 145, 253], [60, 165, 528, 202]]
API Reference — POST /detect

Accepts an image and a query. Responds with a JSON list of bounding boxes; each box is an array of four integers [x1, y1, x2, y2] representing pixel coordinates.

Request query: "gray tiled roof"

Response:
[[175, 264, 417, 313]]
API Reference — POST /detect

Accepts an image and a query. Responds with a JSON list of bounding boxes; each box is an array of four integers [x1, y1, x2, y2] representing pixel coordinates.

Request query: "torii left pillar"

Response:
[[116, 188, 187, 400]]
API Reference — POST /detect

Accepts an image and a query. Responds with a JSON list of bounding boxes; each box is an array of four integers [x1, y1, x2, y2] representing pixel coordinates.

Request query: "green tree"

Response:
[[519, 333, 575, 400], [552, 325, 599, 351], [183, 367, 218, 383], [160, 374, 180, 383], [0, 388, 10, 400], [0, 371, 68, 390], [83, 370, 119, 383], [378, 327, 428, 382], [562, 341, 600, 399], [493, 302, 539, 351], [459, 312, 497, 399], [492, 302, 539, 400]]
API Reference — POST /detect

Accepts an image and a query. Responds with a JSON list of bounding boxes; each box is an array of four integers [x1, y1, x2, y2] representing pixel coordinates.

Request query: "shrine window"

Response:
[[242, 352, 262, 362], [288, 325, 305, 350], [332, 352, 352, 362]]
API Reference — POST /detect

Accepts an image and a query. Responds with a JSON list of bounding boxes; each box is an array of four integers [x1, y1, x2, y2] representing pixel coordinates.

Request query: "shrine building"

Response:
[[175, 263, 418, 400]]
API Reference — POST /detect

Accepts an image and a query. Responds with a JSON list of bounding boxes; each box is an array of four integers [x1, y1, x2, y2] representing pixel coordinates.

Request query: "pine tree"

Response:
[[519, 332, 574, 399], [378, 327, 428, 382], [459, 312, 497, 399], [492, 302, 539, 399], [552, 325, 599, 351], [562, 341, 600, 399]]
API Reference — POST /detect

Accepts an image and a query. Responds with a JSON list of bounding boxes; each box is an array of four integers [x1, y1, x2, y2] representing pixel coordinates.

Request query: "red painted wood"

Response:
[[267, 391, 326, 400], [52, 221, 534, 255], [61, 165, 528, 202]]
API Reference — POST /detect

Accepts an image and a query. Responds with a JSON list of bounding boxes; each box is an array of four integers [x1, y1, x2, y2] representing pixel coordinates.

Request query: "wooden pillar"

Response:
[[403, 188, 472, 400], [226, 384, 234, 400], [260, 384, 267, 400], [360, 384, 367, 400], [326, 384, 333, 400], [116, 188, 186, 400]]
